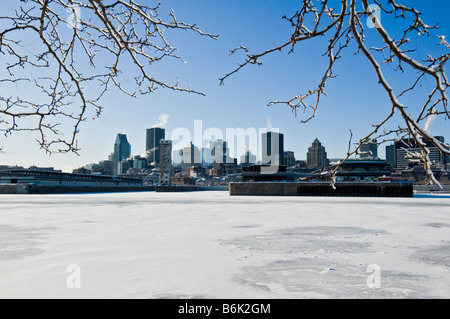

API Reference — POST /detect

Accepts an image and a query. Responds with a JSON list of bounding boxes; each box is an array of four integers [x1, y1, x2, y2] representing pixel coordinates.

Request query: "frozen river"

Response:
[[0, 191, 449, 299]]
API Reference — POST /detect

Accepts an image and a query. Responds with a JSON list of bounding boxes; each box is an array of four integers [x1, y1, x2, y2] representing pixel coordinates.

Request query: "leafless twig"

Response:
[[221, 0, 449, 188], [0, 0, 217, 154]]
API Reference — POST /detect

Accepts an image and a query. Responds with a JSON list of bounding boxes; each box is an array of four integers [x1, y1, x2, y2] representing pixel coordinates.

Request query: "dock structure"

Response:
[[0, 169, 154, 194], [229, 182, 413, 197]]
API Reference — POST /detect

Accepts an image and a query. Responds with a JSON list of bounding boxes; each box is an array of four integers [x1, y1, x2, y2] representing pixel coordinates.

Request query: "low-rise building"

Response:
[[325, 159, 392, 182]]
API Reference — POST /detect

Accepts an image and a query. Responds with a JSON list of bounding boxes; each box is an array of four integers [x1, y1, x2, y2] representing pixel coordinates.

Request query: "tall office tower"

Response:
[[146, 128, 165, 165], [210, 139, 230, 164], [201, 147, 214, 167], [262, 132, 285, 166], [394, 136, 446, 170], [284, 151, 296, 167], [359, 139, 378, 159], [240, 150, 257, 165], [385, 144, 395, 169], [113, 134, 131, 176], [181, 142, 202, 172], [159, 140, 172, 185], [307, 138, 329, 169], [117, 158, 133, 175]]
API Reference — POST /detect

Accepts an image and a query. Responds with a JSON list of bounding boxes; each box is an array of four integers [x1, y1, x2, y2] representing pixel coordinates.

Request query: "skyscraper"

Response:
[[240, 150, 257, 165], [159, 140, 172, 185], [307, 138, 329, 169], [181, 142, 202, 172], [262, 132, 285, 166], [359, 139, 378, 159], [146, 128, 165, 165], [284, 151, 296, 167], [210, 139, 230, 164], [393, 136, 446, 170], [113, 134, 131, 176], [385, 144, 395, 169]]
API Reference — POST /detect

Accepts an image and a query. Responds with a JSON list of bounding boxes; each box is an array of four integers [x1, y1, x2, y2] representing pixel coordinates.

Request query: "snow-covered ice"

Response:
[[0, 191, 449, 299]]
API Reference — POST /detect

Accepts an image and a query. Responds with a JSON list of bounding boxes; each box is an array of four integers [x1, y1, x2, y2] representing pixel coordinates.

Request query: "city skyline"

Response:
[[0, 0, 448, 172], [95, 128, 326, 172], [75, 127, 449, 175], [3, 119, 449, 173]]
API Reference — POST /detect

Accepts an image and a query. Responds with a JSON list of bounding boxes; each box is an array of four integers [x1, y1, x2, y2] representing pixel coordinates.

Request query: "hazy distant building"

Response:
[[99, 160, 113, 176], [159, 140, 172, 185], [74, 160, 113, 176], [284, 151, 296, 168], [210, 139, 231, 164], [113, 134, 131, 176], [201, 147, 214, 167], [132, 156, 148, 170], [307, 138, 329, 170], [181, 142, 202, 172], [240, 150, 257, 165], [385, 144, 395, 169], [146, 128, 165, 165], [262, 132, 285, 166], [359, 140, 378, 159], [117, 158, 133, 175]]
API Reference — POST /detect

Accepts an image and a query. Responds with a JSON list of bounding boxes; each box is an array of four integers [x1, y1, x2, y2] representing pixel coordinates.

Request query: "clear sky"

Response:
[[0, 0, 449, 172]]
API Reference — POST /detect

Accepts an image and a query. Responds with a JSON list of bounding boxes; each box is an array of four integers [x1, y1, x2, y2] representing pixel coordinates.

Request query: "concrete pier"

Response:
[[229, 182, 413, 197], [155, 185, 229, 192], [0, 184, 155, 194]]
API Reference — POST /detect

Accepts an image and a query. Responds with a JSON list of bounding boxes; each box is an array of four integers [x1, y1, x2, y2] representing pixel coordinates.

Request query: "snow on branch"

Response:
[[222, 0, 449, 188], [0, 0, 218, 154]]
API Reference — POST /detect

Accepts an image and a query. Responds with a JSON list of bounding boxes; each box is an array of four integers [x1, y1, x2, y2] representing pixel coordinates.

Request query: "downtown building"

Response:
[[240, 132, 286, 182], [240, 150, 257, 166], [307, 138, 329, 170], [113, 134, 131, 176], [385, 136, 447, 170], [180, 142, 202, 172], [159, 140, 173, 185], [359, 139, 378, 159], [209, 139, 237, 174], [261, 132, 285, 166], [306, 138, 329, 169], [146, 128, 165, 166], [284, 151, 296, 168], [210, 139, 232, 164]]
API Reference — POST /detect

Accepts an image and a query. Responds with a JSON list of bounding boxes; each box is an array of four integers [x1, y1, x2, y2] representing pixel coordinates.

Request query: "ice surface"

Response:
[[0, 191, 449, 299]]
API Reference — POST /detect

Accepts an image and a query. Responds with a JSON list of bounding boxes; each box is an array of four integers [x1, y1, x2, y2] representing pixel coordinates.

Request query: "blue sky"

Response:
[[0, 0, 449, 172]]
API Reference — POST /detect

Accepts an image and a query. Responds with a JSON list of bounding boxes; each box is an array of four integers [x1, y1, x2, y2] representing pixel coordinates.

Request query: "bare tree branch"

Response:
[[0, 0, 218, 154], [222, 0, 450, 188]]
